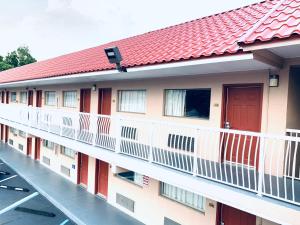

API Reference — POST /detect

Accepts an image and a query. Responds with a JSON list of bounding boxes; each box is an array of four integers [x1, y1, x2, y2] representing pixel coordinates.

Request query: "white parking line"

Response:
[[0, 175, 17, 183], [0, 192, 39, 215], [59, 219, 70, 225]]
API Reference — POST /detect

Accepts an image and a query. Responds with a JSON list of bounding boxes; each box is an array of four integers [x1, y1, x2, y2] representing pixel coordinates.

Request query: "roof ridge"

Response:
[[238, 0, 287, 44]]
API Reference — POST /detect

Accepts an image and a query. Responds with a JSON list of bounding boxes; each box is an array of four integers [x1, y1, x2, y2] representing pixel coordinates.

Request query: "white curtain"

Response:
[[45, 91, 56, 106], [161, 183, 204, 210], [118, 90, 146, 113], [63, 91, 77, 108], [165, 90, 186, 116], [20, 92, 27, 104]]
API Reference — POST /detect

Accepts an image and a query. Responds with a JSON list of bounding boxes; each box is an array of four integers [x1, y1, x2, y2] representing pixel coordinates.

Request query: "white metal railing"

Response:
[[0, 103, 299, 206]]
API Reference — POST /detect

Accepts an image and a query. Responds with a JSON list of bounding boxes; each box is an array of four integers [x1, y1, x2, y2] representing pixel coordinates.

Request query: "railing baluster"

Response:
[[257, 136, 265, 196]]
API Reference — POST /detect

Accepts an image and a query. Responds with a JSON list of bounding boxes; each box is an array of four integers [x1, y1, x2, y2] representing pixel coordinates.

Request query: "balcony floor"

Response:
[[0, 143, 144, 225]]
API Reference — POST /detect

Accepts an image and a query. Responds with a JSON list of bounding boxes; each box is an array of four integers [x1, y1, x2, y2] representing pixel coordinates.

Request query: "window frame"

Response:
[[159, 182, 205, 212], [164, 88, 211, 120], [42, 139, 55, 150], [10, 92, 17, 103], [44, 91, 56, 106], [117, 89, 147, 114], [116, 170, 144, 187], [60, 146, 76, 159], [62, 90, 77, 108], [19, 91, 28, 104]]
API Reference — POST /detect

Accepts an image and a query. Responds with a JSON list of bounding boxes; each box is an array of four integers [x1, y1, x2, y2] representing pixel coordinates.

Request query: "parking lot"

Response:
[[0, 159, 76, 225]]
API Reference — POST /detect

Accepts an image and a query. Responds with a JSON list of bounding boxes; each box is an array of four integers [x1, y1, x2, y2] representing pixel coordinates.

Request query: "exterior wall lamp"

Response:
[[269, 74, 279, 87], [92, 84, 97, 91], [104, 46, 127, 72]]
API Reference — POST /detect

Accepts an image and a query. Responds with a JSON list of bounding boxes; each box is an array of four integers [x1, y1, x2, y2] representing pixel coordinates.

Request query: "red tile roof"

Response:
[[0, 0, 298, 84], [241, 0, 300, 44]]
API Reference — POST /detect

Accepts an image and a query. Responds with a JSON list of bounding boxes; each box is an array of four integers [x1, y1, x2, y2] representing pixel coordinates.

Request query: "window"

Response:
[[117, 170, 143, 186], [118, 90, 146, 113], [20, 92, 27, 104], [61, 146, 76, 159], [160, 182, 205, 211], [63, 91, 77, 108], [9, 127, 17, 135], [164, 89, 211, 119], [10, 92, 17, 102], [19, 130, 26, 138], [45, 91, 56, 106], [42, 139, 54, 150]]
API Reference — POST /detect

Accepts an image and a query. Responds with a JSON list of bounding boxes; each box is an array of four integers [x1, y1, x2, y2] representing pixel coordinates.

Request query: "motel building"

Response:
[[1, 0, 300, 225]]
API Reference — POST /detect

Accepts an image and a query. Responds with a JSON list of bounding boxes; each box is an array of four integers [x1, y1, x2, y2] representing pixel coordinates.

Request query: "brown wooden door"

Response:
[[0, 124, 3, 141], [220, 205, 256, 225], [28, 90, 33, 106], [34, 138, 41, 160], [223, 85, 262, 167], [27, 137, 32, 156], [95, 160, 109, 198], [98, 88, 112, 115], [5, 91, 9, 104], [36, 90, 42, 107], [80, 89, 91, 113], [78, 153, 89, 186], [1, 91, 4, 103], [5, 126, 8, 143]]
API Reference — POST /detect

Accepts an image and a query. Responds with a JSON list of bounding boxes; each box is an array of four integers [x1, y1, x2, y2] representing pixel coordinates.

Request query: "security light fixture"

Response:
[[269, 74, 279, 87], [104, 47, 127, 72], [92, 84, 97, 91]]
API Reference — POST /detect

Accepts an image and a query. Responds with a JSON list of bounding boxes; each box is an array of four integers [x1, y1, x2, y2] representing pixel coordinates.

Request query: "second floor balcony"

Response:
[[0, 103, 299, 210]]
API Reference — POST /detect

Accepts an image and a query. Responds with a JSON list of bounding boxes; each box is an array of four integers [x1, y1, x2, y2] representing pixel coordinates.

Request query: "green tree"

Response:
[[0, 46, 36, 72], [17, 46, 36, 66]]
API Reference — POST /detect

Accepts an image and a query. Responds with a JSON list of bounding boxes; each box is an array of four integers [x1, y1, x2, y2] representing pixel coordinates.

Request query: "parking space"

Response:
[[0, 159, 76, 225]]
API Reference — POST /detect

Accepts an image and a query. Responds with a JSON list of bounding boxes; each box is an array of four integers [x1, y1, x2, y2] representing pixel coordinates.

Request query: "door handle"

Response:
[[224, 121, 231, 129]]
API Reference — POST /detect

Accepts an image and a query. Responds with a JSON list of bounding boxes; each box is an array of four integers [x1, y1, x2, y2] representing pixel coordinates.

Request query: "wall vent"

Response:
[[18, 144, 24, 151], [42, 156, 50, 165], [8, 139, 13, 146], [60, 165, 70, 177], [116, 193, 135, 212], [164, 217, 181, 225]]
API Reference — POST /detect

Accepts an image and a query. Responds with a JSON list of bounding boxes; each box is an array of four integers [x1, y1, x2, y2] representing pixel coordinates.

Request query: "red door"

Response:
[[34, 138, 41, 160], [98, 88, 112, 115], [5, 126, 8, 143], [223, 85, 262, 167], [5, 91, 9, 104], [78, 153, 89, 186], [80, 89, 91, 113], [1, 91, 4, 103], [28, 90, 33, 106], [95, 160, 109, 198], [220, 204, 256, 225], [0, 124, 3, 141], [27, 137, 32, 156], [36, 90, 42, 107]]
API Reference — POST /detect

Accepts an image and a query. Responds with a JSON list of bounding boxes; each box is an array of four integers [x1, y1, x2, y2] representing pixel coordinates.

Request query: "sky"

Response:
[[0, 0, 261, 60]]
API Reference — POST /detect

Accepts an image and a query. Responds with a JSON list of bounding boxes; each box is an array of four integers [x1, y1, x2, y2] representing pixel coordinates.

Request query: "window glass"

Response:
[[45, 91, 56, 106], [20, 92, 27, 104], [10, 92, 17, 102], [118, 90, 146, 113], [160, 182, 205, 211], [63, 91, 77, 108], [19, 130, 26, 138], [60, 146, 76, 158], [42, 139, 54, 150], [117, 170, 143, 186], [164, 89, 210, 119]]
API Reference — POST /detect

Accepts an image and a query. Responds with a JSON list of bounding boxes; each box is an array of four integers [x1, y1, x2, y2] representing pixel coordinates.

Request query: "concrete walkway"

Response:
[[0, 143, 144, 225]]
